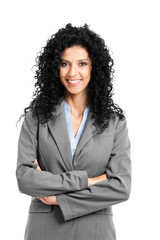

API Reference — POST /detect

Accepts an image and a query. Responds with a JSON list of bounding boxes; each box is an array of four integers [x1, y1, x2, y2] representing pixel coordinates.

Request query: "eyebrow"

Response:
[[61, 58, 91, 62]]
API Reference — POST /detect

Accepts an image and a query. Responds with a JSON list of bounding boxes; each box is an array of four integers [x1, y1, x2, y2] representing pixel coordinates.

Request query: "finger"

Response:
[[34, 160, 42, 171], [37, 165, 42, 171], [34, 159, 40, 167], [40, 198, 49, 205]]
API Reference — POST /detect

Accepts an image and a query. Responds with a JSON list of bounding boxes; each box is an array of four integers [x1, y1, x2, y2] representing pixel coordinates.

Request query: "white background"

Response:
[[0, 0, 160, 239]]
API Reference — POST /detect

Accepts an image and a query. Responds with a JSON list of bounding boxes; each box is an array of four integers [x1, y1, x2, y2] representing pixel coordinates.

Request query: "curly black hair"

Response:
[[17, 23, 125, 134]]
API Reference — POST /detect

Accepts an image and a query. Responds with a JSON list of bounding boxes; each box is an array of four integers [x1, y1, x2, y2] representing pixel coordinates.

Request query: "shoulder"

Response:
[[101, 114, 128, 138], [25, 110, 38, 123], [22, 110, 39, 136]]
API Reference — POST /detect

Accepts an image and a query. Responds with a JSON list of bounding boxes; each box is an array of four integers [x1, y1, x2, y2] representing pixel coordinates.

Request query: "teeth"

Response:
[[68, 80, 81, 84]]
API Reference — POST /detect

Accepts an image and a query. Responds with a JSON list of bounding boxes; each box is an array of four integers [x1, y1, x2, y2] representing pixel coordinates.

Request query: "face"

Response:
[[59, 45, 92, 97]]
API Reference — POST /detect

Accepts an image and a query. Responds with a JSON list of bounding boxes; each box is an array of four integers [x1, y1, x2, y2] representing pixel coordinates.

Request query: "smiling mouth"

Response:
[[66, 79, 82, 86], [67, 79, 82, 83]]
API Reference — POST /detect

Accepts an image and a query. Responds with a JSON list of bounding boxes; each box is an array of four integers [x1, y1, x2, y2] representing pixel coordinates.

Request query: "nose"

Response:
[[68, 64, 78, 77]]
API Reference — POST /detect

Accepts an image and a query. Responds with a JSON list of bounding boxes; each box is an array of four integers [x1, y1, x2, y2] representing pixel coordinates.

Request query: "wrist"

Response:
[[88, 178, 93, 187]]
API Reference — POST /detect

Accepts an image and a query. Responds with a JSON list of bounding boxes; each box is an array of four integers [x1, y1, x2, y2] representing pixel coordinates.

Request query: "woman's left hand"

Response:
[[36, 196, 59, 205], [34, 159, 59, 205]]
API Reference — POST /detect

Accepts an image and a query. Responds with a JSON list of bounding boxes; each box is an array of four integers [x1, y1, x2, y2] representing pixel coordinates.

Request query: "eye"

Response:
[[79, 62, 87, 66], [60, 61, 68, 67]]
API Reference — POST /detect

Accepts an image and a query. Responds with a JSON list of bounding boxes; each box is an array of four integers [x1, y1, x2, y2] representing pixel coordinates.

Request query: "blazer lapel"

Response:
[[47, 100, 73, 171], [73, 110, 97, 165]]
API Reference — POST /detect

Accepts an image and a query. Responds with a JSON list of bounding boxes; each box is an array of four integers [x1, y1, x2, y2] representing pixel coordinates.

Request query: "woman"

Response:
[[16, 23, 131, 240]]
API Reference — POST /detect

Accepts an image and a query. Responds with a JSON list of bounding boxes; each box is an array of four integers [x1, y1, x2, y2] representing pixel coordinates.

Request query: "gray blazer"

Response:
[[16, 99, 131, 240]]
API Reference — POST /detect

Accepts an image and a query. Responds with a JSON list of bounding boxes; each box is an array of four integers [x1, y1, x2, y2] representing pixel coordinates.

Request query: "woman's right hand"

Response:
[[88, 174, 108, 187], [34, 159, 42, 171]]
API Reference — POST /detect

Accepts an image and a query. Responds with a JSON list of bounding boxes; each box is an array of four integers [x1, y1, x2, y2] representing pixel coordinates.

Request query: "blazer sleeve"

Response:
[[56, 118, 131, 221], [15, 111, 88, 197]]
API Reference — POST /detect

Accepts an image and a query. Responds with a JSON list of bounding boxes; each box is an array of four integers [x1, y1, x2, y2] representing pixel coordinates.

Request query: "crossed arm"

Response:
[[35, 159, 108, 205]]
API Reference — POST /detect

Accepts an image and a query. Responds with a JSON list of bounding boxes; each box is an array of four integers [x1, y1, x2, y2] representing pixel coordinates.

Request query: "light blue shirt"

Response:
[[64, 99, 90, 161]]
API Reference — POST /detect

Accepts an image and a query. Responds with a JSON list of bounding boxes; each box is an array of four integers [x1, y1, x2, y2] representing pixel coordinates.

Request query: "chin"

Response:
[[67, 91, 81, 95]]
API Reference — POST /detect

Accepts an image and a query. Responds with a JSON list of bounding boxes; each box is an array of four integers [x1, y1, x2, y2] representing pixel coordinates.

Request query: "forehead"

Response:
[[61, 46, 90, 60]]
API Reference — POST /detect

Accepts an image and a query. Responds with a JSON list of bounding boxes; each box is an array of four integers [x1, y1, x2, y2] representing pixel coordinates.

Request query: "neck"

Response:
[[64, 92, 89, 117]]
